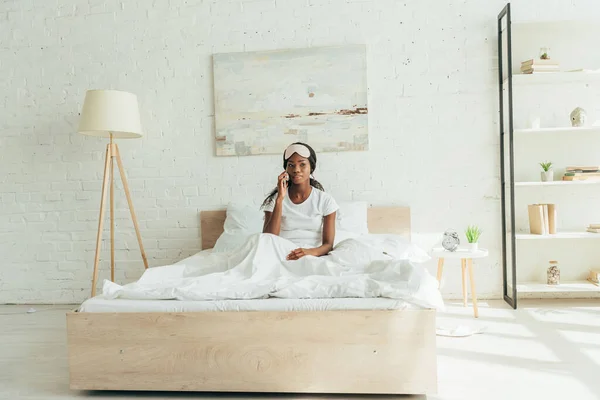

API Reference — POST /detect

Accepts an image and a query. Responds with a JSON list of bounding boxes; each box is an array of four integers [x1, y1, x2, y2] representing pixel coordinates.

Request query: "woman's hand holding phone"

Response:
[[277, 171, 288, 199]]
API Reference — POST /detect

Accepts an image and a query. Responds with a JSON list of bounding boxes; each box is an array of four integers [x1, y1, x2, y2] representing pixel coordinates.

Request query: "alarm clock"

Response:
[[442, 229, 460, 252]]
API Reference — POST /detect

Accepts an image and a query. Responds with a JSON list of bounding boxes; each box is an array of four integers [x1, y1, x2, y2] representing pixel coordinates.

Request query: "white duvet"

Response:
[[103, 233, 444, 310]]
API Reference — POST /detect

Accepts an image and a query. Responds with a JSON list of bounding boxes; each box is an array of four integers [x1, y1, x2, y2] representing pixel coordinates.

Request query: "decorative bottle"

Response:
[[547, 261, 560, 285]]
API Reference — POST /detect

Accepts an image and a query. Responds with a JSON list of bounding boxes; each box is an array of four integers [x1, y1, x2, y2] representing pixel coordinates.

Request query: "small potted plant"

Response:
[[465, 225, 482, 251], [539, 161, 553, 182]]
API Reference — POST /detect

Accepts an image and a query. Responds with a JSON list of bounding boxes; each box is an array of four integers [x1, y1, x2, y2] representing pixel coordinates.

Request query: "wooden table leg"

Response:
[[467, 258, 479, 318], [436, 258, 444, 287], [461, 258, 467, 306]]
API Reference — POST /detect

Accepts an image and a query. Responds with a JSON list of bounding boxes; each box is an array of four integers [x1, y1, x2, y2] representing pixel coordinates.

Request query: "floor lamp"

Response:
[[78, 89, 149, 297]]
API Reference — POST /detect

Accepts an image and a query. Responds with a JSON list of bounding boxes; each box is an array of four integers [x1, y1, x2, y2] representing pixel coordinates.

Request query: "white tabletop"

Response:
[[431, 247, 489, 259]]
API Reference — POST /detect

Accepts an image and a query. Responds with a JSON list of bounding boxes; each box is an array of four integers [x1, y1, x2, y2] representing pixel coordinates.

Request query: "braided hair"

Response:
[[261, 142, 325, 210]]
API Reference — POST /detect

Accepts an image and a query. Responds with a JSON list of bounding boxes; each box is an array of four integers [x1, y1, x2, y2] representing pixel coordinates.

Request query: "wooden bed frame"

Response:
[[66, 206, 437, 395]]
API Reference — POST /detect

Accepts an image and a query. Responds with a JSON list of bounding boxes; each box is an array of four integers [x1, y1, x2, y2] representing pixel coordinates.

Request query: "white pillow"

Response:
[[213, 202, 264, 253], [222, 202, 264, 233], [336, 201, 369, 234]]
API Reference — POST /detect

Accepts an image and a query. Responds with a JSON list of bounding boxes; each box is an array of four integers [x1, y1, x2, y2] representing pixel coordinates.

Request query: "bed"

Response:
[[66, 206, 438, 395]]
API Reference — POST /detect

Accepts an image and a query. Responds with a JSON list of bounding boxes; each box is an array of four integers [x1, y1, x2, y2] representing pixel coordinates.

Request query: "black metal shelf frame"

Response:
[[497, 3, 517, 309]]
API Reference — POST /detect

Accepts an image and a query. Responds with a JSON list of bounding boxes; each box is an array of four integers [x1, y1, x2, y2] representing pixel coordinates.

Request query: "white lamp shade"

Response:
[[78, 89, 143, 138]]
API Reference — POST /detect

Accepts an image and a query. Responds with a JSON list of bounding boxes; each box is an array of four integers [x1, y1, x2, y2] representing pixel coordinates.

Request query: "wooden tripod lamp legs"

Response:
[[114, 145, 149, 271], [91, 144, 112, 297], [110, 142, 115, 283], [90, 142, 148, 297]]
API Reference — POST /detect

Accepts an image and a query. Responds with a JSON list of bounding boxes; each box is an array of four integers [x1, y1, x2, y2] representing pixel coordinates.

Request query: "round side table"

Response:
[[431, 247, 489, 318]]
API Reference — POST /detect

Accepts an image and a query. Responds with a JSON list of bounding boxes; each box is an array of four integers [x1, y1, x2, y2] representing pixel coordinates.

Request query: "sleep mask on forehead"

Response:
[[284, 143, 310, 160]]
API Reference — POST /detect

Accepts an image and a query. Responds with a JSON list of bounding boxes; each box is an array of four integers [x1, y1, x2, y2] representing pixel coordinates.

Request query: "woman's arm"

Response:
[[286, 212, 336, 259], [263, 171, 288, 235], [262, 198, 284, 236], [316, 212, 336, 255]]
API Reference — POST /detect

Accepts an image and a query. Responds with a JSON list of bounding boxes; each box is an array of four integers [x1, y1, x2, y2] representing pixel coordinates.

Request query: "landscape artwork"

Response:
[[212, 45, 368, 156]]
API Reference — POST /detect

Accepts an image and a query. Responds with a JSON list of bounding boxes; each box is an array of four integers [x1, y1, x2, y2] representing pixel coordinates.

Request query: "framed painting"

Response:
[[212, 45, 368, 156]]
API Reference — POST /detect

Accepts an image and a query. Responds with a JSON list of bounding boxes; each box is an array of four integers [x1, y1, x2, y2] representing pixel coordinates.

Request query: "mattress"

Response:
[[78, 296, 421, 313]]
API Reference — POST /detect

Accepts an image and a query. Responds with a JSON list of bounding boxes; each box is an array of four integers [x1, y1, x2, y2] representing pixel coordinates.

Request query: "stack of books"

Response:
[[528, 203, 557, 234], [586, 223, 600, 233], [562, 166, 600, 181], [520, 59, 559, 74]]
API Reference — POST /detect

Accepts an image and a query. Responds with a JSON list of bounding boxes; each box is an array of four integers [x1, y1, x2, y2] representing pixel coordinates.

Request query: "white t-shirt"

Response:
[[264, 188, 339, 248]]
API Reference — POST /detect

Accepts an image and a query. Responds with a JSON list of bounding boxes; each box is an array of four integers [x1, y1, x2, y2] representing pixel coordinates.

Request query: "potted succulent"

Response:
[[539, 161, 553, 182], [465, 225, 482, 251]]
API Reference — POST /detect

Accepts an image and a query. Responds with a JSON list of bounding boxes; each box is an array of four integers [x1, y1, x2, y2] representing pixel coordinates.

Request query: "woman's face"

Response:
[[285, 153, 311, 185]]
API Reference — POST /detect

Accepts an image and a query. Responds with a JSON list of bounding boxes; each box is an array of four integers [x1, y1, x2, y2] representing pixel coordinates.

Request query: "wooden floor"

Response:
[[1, 299, 600, 400]]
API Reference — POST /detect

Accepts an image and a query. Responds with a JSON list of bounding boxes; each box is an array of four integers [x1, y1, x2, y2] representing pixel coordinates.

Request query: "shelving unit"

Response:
[[497, 4, 600, 308]]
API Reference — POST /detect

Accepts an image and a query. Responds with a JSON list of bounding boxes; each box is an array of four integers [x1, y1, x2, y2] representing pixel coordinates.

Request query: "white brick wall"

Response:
[[2, 0, 600, 304]]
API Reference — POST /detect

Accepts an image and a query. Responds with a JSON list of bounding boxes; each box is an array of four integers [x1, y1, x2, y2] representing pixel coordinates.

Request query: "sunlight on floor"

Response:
[[432, 299, 600, 400]]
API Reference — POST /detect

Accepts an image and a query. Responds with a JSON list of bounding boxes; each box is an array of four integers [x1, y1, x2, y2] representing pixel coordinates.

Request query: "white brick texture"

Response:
[[2, 0, 600, 303]]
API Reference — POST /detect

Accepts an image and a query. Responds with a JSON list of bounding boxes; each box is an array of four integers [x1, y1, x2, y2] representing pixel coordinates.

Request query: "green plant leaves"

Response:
[[539, 161, 552, 171], [465, 225, 482, 243]]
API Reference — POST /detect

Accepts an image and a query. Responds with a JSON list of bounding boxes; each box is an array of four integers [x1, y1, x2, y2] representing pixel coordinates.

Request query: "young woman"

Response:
[[262, 142, 338, 260]]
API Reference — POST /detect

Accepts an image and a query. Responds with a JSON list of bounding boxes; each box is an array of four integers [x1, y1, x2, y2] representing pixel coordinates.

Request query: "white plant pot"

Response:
[[468, 242, 479, 252], [541, 170, 553, 182]]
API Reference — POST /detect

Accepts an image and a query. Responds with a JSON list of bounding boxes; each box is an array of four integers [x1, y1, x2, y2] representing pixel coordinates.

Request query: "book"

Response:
[[564, 172, 600, 176], [542, 204, 550, 234], [527, 203, 557, 234], [547, 204, 557, 234], [566, 166, 600, 171], [562, 175, 600, 181], [528, 204, 545, 234]]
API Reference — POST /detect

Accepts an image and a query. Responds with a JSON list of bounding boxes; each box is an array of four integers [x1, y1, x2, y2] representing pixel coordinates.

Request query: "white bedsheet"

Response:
[[79, 296, 419, 313], [102, 233, 444, 310]]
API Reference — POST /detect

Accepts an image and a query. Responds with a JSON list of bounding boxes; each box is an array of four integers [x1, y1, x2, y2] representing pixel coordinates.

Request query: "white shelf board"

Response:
[[510, 19, 600, 29], [516, 231, 600, 240], [517, 281, 600, 294], [514, 126, 600, 135], [503, 71, 600, 86], [515, 180, 600, 187], [508, 280, 600, 299]]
